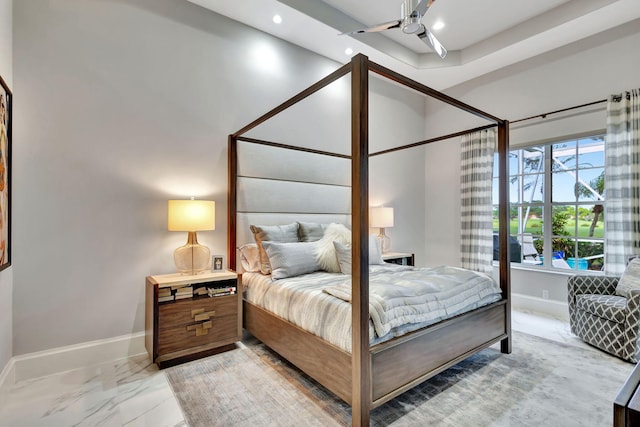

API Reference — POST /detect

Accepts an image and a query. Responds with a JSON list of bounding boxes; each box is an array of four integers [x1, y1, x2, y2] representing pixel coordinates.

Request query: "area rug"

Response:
[[166, 331, 633, 426]]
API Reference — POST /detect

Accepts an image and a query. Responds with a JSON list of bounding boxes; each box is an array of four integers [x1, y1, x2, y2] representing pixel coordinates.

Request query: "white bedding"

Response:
[[323, 265, 501, 338], [243, 264, 502, 352]]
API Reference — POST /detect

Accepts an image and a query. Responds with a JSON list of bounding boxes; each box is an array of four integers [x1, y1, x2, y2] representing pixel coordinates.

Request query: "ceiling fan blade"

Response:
[[417, 27, 447, 58], [413, 0, 436, 17], [339, 20, 401, 36]]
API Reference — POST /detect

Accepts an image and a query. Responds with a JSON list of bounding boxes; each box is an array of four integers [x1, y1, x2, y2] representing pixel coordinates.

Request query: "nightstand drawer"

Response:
[[158, 295, 237, 330], [158, 314, 238, 355]]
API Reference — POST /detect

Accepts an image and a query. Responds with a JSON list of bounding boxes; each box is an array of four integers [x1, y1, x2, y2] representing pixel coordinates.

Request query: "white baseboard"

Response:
[[512, 292, 569, 321], [0, 295, 567, 392], [0, 332, 147, 392], [0, 357, 15, 400]]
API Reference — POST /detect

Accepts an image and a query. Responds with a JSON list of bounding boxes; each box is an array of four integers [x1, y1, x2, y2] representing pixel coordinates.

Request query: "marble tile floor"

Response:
[[0, 310, 616, 426], [510, 309, 593, 351]]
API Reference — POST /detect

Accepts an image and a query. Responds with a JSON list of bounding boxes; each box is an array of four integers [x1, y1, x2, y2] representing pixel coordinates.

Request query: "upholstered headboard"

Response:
[[234, 140, 352, 252]]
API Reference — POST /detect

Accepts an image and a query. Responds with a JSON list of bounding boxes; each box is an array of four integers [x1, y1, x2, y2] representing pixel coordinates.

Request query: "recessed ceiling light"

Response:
[[272, 14, 282, 24], [345, 48, 353, 55], [432, 21, 445, 31]]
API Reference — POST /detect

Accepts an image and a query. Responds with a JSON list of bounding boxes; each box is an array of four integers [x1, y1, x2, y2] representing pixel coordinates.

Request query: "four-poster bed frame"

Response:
[[228, 54, 511, 426]]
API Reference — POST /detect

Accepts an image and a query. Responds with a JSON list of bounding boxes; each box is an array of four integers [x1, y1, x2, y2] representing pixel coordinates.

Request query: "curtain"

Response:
[[605, 89, 640, 275], [460, 129, 496, 274]]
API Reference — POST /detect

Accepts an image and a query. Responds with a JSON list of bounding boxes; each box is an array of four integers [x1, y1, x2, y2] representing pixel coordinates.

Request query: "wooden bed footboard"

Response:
[[243, 299, 508, 409], [370, 300, 507, 407], [243, 300, 353, 403]]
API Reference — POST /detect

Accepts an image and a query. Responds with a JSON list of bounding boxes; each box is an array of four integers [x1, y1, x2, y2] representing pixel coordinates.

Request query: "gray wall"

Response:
[[423, 20, 640, 304], [15, 0, 634, 356], [369, 76, 426, 262], [0, 0, 12, 373], [12, 0, 427, 355]]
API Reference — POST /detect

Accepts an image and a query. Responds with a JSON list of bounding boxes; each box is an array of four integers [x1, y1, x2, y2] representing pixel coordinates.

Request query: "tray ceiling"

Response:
[[187, 0, 640, 89]]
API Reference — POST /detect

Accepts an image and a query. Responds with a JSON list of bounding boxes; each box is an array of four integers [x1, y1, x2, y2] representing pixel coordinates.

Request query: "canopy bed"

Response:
[[228, 54, 511, 426]]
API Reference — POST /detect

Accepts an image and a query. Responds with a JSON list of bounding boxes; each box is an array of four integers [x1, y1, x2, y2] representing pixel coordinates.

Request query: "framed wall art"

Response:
[[0, 74, 11, 271]]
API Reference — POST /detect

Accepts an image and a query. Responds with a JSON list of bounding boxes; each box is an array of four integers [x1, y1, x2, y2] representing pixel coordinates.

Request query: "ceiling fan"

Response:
[[340, 0, 447, 59]]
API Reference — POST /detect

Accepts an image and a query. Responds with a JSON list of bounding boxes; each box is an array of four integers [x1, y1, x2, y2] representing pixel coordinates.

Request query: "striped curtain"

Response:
[[605, 89, 640, 275], [460, 129, 496, 274]]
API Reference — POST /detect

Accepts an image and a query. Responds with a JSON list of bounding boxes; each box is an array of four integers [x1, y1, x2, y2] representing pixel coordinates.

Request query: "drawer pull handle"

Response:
[[186, 320, 214, 336], [191, 308, 205, 316], [193, 311, 216, 322], [186, 317, 215, 335]]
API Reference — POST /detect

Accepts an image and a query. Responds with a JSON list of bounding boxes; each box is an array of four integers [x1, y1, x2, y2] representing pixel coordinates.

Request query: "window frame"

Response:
[[493, 134, 605, 272]]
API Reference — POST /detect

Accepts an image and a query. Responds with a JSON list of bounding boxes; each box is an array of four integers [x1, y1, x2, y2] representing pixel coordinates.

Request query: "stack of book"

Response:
[[193, 287, 209, 297], [208, 285, 236, 298], [173, 285, 193, 300], [158, 288, 174, 303]]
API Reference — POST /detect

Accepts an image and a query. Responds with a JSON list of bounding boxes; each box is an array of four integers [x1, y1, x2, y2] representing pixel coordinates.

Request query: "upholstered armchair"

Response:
[[568, 275, 640, 363]]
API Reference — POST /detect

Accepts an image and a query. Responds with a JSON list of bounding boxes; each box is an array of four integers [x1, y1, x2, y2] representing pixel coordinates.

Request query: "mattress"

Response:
[[243, 264, 502, 353]]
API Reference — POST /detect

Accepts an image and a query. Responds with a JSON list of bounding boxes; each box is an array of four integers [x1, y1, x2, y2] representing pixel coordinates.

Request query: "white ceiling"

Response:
[[321, 0, 571, 53], [187, 0, 640, 90]]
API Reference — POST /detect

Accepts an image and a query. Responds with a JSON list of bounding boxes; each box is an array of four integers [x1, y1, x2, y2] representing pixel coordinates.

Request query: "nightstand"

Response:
[[383, 252, 415, 266], [145, 270, 241, 369]]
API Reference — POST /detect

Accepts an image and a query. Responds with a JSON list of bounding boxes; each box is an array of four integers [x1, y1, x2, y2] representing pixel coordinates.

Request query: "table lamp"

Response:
[[371, 206, 394, 253], [168, 199, 215, 275]]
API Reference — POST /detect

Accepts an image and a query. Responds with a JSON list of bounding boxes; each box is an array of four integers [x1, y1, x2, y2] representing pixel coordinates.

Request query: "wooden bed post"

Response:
[[351, 53, 371, 426], [497, 120, 512, 354], [228, 135, 237, 271]]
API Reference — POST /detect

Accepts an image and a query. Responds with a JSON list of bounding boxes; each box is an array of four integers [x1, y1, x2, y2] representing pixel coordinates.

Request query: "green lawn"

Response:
[[492, 218, 604, 238]]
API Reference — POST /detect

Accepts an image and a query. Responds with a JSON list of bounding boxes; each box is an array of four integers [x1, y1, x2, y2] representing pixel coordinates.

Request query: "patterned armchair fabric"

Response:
[[568, 275, 640, 363]]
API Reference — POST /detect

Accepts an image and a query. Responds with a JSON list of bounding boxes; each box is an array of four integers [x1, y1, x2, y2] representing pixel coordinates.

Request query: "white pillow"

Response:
[[616, 257, 640, 298], [333, 234, 386, 274], [369, 234, 385, 265], [238, 243, 260, 272], [315, 223, 351, 273], [262, 241, 321, 280], [334, 241, 352, 275]]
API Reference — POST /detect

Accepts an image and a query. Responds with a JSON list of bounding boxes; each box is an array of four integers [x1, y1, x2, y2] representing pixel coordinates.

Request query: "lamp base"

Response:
[[174, 232, 211, 275], [378, 228, 391, 253]]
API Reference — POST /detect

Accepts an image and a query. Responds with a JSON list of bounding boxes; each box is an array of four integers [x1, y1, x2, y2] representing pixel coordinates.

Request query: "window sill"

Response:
[[492, 261, 604, 276]]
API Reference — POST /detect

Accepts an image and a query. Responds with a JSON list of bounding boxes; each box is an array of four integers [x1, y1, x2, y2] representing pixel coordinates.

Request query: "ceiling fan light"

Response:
[[402, 17, 423, 34]]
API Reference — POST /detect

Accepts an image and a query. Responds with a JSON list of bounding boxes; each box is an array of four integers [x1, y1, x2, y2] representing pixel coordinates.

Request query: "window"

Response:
[[492, 135, 605, 271]]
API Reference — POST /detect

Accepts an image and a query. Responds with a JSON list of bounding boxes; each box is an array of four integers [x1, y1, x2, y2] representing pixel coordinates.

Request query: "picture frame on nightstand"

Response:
[[212, 254, 225, 271]]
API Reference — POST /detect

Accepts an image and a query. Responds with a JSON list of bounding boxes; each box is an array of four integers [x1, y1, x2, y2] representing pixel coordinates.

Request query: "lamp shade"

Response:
[[168, 200, 215, 232], [371, 206, 394, 228]]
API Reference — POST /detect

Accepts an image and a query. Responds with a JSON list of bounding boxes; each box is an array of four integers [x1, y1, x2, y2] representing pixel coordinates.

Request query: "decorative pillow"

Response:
[[616, 257, 640, 298], [238, 243, 260, 272], [314, 223, 351, 273], [250, 223, 299, 275], [297, 222, 328, 242], [262, 241, 320, 280], [369, 234, 385, 265], [334, 241, 353, 275], [332, 234, 386, 274]]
